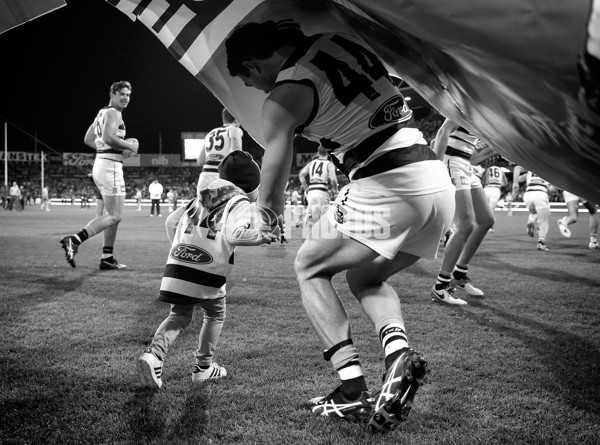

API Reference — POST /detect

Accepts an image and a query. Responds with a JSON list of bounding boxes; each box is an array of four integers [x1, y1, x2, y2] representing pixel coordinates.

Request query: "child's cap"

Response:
[[218, 150, 260, 194]]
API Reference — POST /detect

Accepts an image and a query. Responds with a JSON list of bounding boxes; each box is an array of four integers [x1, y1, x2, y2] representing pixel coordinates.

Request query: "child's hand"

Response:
[[259, 230, 279, 245]]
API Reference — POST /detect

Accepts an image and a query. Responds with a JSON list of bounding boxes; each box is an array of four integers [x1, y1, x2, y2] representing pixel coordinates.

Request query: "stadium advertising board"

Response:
[[59, 153, 197, 167], [296, 153, 315, 168], [62, 152, 94, 167], [181, 132, 207, 162], [0, 151, 47, 162]]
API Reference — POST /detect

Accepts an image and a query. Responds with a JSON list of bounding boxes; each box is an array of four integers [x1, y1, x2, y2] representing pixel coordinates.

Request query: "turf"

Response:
[[1, 206, 599, 444]]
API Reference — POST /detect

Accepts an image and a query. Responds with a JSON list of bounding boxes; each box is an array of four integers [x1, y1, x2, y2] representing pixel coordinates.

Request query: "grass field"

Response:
[[1, 206, 599, 445]]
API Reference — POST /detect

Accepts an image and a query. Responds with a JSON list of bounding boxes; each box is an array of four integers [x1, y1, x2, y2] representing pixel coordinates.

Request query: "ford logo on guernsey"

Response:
[[369, 95, 411, 129], [170, 244, 213, 264]]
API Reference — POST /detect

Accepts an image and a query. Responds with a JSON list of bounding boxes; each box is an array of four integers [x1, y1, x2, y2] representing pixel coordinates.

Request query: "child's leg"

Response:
[[195, 297, 226, 367], [150, 304, 194, 360]]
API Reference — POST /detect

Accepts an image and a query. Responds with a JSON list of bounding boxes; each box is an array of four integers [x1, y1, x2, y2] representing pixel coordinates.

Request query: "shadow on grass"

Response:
[[126, 389, 167, 440], [166, 388, 210, 440], [125, 387, 209, 443], [29, 273, 90, 293], [476, 255, 600, 287], [462, 302, 600, 414]]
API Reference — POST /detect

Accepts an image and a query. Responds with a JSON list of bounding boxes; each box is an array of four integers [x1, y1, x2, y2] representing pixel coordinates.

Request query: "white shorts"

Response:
[[93, 158, 126, 197], [445, 156, 483, 192], [327, 162, 455, 260], [306, 189, 330, 208], [523, 190, 549, 211], [562, 190, 580, 203], [484, 186, 501, 203]]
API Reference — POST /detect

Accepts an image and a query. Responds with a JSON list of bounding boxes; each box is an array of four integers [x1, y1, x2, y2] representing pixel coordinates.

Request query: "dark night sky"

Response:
[[0, 0, 226, 156]]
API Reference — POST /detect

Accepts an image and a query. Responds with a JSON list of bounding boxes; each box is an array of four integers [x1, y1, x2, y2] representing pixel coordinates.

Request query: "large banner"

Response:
[[107, 0, 600, 201], [0, 0, 65, 35]]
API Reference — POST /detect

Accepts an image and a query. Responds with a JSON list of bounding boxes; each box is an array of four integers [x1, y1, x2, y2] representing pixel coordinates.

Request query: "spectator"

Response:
[[149, 178, 163, 217], [8, 182, 20, 211]]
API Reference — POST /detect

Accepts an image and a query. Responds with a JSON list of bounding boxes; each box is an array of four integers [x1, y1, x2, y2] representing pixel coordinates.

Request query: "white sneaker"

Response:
[[191, 362, 227, 383], [431, 286, 467, 305], [137, 350, 163, 388], [451, 277, 484, 297], [589, 240, 598, 249], [557, 219, 571, 238]]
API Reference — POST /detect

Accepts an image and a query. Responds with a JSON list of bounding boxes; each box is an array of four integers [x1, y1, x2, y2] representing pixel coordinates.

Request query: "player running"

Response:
[[298, 145, 339, 232]]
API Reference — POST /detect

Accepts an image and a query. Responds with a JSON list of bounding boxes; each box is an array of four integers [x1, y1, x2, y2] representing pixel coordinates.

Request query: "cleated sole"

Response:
[[59, 238, 76, 267], [367, 382, 419, 433], [367, 351, 428, 433]]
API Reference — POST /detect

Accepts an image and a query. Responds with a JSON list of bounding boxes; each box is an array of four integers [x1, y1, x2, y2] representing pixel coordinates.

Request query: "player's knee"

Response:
[[109, 214, 123, 225], [480, 214, 495, 230], [294, 254, 309, 282], [346, 269, 372, 294], [294, 250, 329, 284], [455, 220, 476, 236]]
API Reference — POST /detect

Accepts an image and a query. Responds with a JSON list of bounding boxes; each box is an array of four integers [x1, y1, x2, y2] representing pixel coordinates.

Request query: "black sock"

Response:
[[453, 264, 468, 281], [101, 246, 114, 260], [434, 273, 451, 291], [73, 229, 89, 245], [340, 375, 368, 399]]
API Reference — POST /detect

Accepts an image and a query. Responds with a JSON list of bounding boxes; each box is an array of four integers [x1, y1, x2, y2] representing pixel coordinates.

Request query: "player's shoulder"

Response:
[[228, 125, 243, 136]]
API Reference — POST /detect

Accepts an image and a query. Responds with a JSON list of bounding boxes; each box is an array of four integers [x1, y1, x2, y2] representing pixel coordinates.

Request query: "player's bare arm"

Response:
[[511, 165, 523, 199], [103, 108, 139, 154], [83, 123, 96, 149], [432, 119, 459, 159], [259, 82, 314, 217], [298, 165, 309, 190], [229, 127, 243, 152], [327, 163, 339, 194], [197, 144, 206, 167]]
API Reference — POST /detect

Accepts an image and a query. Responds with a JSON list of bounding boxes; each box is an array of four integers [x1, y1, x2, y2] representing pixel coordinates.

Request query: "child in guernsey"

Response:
[[137, 151, 277, 388]]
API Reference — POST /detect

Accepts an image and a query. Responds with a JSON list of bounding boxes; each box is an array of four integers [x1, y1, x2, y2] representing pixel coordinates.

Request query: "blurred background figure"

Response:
[[557, 190, 599, 249], [40, 184, 51, 211], [513, 166, 552, 251]]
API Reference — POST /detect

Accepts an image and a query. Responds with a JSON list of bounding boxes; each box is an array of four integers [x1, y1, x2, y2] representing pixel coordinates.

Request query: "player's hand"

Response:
[[126, 138, 139, 153]]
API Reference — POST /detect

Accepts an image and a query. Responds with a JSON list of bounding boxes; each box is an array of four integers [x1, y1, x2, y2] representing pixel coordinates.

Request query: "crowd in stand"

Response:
[[0, 165, 200, 205], [0, 113, 565, 209]]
